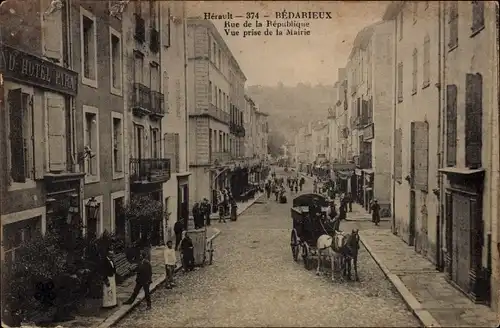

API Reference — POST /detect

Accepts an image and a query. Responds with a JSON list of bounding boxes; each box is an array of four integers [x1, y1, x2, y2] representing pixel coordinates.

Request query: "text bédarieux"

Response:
[[204, 11, 333, 37]]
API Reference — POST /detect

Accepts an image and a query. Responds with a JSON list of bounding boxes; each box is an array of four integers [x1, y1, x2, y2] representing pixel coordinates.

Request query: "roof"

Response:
[[348, 21, 382, 59], [382, 1, 405, 21], [187, 18, 247, 81]]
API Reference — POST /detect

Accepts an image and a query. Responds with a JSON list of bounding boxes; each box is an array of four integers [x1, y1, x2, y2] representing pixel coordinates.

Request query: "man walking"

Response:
[[163, 240, 176, 289], [202, 198, 211, 226], [371, 199, 381, 226], [124, 251, 152, 310]]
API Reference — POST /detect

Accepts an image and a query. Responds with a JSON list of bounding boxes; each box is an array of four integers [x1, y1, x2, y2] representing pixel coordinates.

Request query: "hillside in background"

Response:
[[246, 83, 335, 143]]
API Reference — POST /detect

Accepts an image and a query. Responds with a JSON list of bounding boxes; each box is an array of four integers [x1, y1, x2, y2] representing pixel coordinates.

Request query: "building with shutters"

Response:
[[254, 109, 269, 160], [186, 18, 247, 209], [121, 0, 172, 244], [0, 0, 82, 263], [385, 1, 500, 312], [160, 1, 191, 236], [71, 1, 130, 242]]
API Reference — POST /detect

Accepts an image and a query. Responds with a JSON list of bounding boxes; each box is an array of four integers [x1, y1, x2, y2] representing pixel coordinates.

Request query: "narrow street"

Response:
[[116, 168, 420, 327]]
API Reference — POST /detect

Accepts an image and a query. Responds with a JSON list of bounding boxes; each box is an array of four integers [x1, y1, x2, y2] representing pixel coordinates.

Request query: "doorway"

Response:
[[409, 190, 416, 246]]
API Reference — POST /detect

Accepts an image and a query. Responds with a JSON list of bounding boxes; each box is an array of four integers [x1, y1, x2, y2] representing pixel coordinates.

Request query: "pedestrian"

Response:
[[192, 202, 200, 229], [371, 199, 381, 226], [180, 231, 195, 272], [218, 193, 226, 223], [123, 251, 152, 310], [300, 177, 305, 191], [174, 218, 184, 251], [294, 179, 298, 193], [313, 180, 318, 193], [346, 192, 353, 212], [202, 198, 211, 226], [338, 197, 347, 221], [163, 240, 176, 289], [101, 250, 117, 308], [265, 181, 271, 199]]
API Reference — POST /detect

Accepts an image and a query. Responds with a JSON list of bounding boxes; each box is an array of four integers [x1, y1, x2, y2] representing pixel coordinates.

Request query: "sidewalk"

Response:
[[360, 228, 498, 327]]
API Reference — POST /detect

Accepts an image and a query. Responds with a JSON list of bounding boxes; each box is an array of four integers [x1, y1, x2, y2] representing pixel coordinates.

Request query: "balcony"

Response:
[[150, 90, 164, 120], [130, 158, 171, 186], [211, 151, 232, 166], [132, 83, 151, 116], [134, 14, 145, 43], [206, 104, 230, 124], [149, 27, 160, 53]]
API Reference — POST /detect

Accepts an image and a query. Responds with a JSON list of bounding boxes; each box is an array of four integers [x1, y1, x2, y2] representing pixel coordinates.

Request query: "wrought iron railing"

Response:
[[132, 83, 151, 110], [129, 158, 171, 183], [150, 91, 164, 116]]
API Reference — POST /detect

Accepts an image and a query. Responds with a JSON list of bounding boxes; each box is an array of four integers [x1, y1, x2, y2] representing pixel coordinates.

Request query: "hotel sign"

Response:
[[0, 44, 78, 96]]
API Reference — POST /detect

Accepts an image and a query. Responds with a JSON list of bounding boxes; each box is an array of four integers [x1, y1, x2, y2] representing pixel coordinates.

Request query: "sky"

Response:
[[186, 1, 389, 87]]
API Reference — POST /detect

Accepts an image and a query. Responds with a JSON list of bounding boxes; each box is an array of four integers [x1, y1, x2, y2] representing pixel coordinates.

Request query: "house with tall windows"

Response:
[[0, 0, 80, 263], [385, 1, 500, 313], [186, 18, 247, 210]]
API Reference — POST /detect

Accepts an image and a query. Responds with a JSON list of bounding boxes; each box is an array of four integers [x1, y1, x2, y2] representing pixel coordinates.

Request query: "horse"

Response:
[[340, 229, 360, 281], [315, 231, 347, 282]]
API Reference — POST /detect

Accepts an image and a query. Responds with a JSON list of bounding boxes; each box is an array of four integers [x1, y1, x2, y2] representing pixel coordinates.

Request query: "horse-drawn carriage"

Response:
[[290, 193, 332, 270], [290, 193, 360, 281]]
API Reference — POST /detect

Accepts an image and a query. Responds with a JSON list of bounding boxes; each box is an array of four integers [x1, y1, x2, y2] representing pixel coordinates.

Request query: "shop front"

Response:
[[362, 169, 374, 211], [332, 163, 356, 195]]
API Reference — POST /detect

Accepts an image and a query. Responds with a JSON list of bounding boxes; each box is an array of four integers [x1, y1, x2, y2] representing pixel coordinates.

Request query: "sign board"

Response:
[[332, 163, 356, 171], [0, 43, 78, 96], [364, 123, 374, 140]]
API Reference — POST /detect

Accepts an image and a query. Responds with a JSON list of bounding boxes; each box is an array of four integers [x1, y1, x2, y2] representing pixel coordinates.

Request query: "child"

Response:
[[164, 240, 177, 288]]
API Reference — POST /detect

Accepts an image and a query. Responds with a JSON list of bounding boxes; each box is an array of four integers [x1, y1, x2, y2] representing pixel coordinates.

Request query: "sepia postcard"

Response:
[[0, 0, 499, 327]]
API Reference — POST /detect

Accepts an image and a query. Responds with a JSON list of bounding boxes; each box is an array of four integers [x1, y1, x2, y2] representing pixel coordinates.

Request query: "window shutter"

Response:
[[412, 121, 429, 191], [446, 85, 457, 166], [164, 133, 176, 172], [174, 133, 180, 172], [162, 7, 171, 47], [42, 1, 62, 62], [33, 96, 45, 179], [394, 128, 403, 181], [163, 71, 169, 113], [47, 95, 66, 172], [465, 73, 483, 169], [8, 89, 26, 183]]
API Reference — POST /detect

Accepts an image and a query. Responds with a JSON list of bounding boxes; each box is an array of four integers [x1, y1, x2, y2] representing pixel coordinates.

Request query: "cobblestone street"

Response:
[[116, 173, 420, 327]]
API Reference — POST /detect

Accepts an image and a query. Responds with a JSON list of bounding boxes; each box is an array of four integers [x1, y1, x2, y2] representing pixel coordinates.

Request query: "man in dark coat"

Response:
[[174, 218, 184, 250], [202, 198, 211, 226], [124, 251, 152, 309], [192, 203, 201, 229], [180, 231, 195, 272], [371, 199, 381, 226]]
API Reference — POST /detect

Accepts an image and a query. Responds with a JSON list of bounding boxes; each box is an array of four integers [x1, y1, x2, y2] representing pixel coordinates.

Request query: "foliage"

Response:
[[124, 194, 164, 220]]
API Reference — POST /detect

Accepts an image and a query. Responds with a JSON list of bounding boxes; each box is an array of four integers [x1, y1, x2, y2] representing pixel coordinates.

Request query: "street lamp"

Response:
[[85, 197, 100, 221]]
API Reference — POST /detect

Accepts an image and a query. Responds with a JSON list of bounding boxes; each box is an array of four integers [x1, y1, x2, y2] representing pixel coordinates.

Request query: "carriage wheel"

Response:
[[290, 230, 299, 262], [302, 243, 310, 270]]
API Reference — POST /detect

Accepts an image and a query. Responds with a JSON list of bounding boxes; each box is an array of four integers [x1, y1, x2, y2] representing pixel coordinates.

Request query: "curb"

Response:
[[359, 234, 441, 328], [97, 229, 223, 328]]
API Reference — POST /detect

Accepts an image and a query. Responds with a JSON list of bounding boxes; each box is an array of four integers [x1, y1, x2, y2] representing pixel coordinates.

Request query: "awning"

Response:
[[355, 169, 362, 176], [362, 169, 374, 174], [337, 170, 353, 180]]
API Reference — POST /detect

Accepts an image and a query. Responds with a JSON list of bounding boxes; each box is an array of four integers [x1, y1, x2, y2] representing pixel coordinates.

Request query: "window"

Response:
[[3, 217, 41, 265], [218, 89, 222, 109], [399, 12, 403, 41], [112, 112, 124, 178], [109, 28, 122, 95], [83, 106, 99, 183], [8, 89, 34, 183], [213, 42, 217, 63], [163, 71, 170, 113], [411, 121, 429, 191], [135, 0, 142, 15], [80, 8, 97, 87], [218, 48, 221, 68], [397, 62, 403, 102], [465, 73, 483, 168], [134, 51, 144, 84], [164, 133, 180, 172], [213, 85, 217, 107], [41, 0, 62, 62], [219, 131, 223, 151], [46, 93, 67, 172], [394, 128, 403, 183], [448, 2, 458, 50], [151, 128, 159, 158], [471, 1, 485, 35], [412, 49, 418, 95], [413, 2, 418, 24], [446, 85, 457, 166], [150, 62, 160, 91], [423, 35, 430, 87], [134, 124, 144, 158]]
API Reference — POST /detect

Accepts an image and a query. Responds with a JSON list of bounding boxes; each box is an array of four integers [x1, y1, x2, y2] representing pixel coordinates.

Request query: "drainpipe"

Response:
[[436, 0, 444, 269], [391, 16, 397, 235], [182, 2, 189, 171]]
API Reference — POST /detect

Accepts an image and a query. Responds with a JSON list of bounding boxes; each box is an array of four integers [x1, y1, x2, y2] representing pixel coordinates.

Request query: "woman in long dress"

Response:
[[102, 250, 117, 308]]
